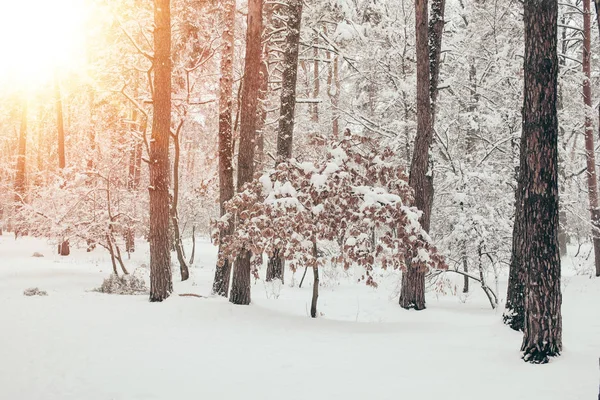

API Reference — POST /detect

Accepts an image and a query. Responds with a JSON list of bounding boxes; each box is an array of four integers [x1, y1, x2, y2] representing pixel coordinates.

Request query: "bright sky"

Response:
[[0, 0, 89, 90]]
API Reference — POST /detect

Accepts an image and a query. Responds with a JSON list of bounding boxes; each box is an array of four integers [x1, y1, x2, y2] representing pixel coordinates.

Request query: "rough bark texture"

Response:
[[584, 0, 600, 277], [212, 0, 236, 296], [276, 0, 303, 161], [400, 0, 433, 311], [519, 0, 562, 363], [149, 0, 173, 302], [230, 0, 263, 305], [55, 76, 66, 170], [504, 177, 526, 331], [266, 0, 303, 282], [428, 0, 445, 112]]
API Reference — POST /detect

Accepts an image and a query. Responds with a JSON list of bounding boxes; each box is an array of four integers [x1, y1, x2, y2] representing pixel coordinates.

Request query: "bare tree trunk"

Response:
[[331, 55, 340, 137], [266, 0, 303, 281], [171, 122, 190, 281], [213, 0, 236, 296], [149, 0, 173, 302], [520, 0, 562, 363], [55, 74, 66, 170], [230, 0, 263, 305], [14, 101, 27, 203], [583, 0, 600, 277], [400, 0, 433, 311], [310, 239, 319, 318], [312, 39, 320, 122]]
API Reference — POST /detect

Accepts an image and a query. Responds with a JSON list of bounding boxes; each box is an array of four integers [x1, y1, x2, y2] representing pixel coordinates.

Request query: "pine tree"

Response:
[[149, 0, 173, 302], [519, 0, 562, 364]]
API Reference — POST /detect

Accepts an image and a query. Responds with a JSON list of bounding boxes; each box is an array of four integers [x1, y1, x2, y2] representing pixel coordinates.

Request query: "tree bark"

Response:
[[400, 0, 434, 311], [55, 74, 66, 170], [583, 0, 600, 277], [230, 0, 263, 305], [171, 123, 190, 281], [14, 101, 27, 203], [149, 0, 173, 302], [519, 0, 562, 363], [310, 240, 319, 318], [266, 0, 303, 281]]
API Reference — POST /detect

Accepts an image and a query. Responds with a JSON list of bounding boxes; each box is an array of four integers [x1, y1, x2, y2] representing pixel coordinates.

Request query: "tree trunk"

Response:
[[266, 0, 303, 280], [312, 39, 319, 122], [331, 55, 340, 137], [583, 0, 600, 277], [428, 0, 445, 113], [462, 256, 469, 293], [266, 248, 284, 283], [55, 74, 66, 170], [14, 101, 27, 203], [213, 0, 236, 297], [310, 240, 319, 318], [400, 0, 434, 311], [275, 0, 303, 162], [519, 0, 562, 363], [229, 0, 263, 305], [171, 122, 190, 282], [149, 0, 173, 302]]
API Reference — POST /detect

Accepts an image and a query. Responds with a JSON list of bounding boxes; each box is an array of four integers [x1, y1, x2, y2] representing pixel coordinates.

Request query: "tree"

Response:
[[217, 133, 446, 317], [266, 0, 304, 283], [399, 0, 434, 310], [148, 0, 173, 302], [229, 0, 264, 305], [14, 101, 27, 205], [585, 0, 600, 278], [212, 0, 236, 296], [519, 0, 562, 364]]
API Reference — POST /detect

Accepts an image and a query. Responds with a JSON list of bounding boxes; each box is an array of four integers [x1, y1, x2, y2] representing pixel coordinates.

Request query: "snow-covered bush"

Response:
[[96, 273, 147, 295], [216, 131, 446, 288], [23, 287, 48, 296]]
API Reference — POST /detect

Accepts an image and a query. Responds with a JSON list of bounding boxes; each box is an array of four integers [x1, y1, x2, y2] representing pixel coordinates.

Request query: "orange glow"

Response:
[[0, 1, 90, 91]]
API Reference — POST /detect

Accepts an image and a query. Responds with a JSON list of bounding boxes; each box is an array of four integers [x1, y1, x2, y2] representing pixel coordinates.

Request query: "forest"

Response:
[[0, 0, 597, 398]]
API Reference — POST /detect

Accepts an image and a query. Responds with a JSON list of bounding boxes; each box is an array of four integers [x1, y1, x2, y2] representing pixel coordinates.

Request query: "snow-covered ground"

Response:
[[0, 234, 597, 400]]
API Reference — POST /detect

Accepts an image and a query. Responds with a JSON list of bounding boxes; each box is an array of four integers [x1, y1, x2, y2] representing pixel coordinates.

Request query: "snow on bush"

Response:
[[23, 287, 48, 296], [96, 273, 147, 295], [215, 130, 447, 286]]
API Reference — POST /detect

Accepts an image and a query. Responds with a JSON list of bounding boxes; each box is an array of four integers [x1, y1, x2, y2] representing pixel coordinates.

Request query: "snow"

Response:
[[0, 234, 598, 400]]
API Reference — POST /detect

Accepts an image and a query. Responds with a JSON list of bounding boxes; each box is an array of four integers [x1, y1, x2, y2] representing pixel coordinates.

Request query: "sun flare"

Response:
[[0, 0, 89, 91]]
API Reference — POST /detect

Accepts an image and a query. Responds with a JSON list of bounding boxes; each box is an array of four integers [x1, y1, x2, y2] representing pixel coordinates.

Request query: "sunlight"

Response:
[[0, 0, 89, 91]]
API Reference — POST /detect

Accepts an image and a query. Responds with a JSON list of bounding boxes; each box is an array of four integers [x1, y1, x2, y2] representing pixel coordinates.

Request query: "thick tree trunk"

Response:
[[428, 0, 445, 112], [149, 0, 173, 302], [400, 0, 434, 311], [267, 0, 303, 280], [583, 0, 600, 277], [519, 0, 562, 363], [310, 240, 319, 318], [229, 0, 263, 305], [55, 75, 66, 170]]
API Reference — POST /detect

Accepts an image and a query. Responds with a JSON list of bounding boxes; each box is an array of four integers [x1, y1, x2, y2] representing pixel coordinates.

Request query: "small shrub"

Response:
[[24, 287, 48, 296], [96, 273, 147, 295], [32, 252, 44, 258]]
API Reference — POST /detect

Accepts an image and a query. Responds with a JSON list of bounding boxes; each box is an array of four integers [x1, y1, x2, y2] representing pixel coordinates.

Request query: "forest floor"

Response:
[[0, 233, 597, 400]]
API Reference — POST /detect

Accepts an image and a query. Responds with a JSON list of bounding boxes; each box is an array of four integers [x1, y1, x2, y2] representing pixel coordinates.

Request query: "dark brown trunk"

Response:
[[58, 240, 70, 256], [428, 0, 445, 113], [229, 0, 263, 305], [55, 75, 66, 170], [267, 0, 303, 277], [276, 0, 303, 161], [149, 0, 173, 302], [583, 0, 600, 277], [462, 256, 469, 293], [213, 0, 236, 296], [400, 0, 434, 311], [310, 240, 319, 318], [266, 248, 284, 283], [519, 0, 562, 363], [331, 55, 340, 137]]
